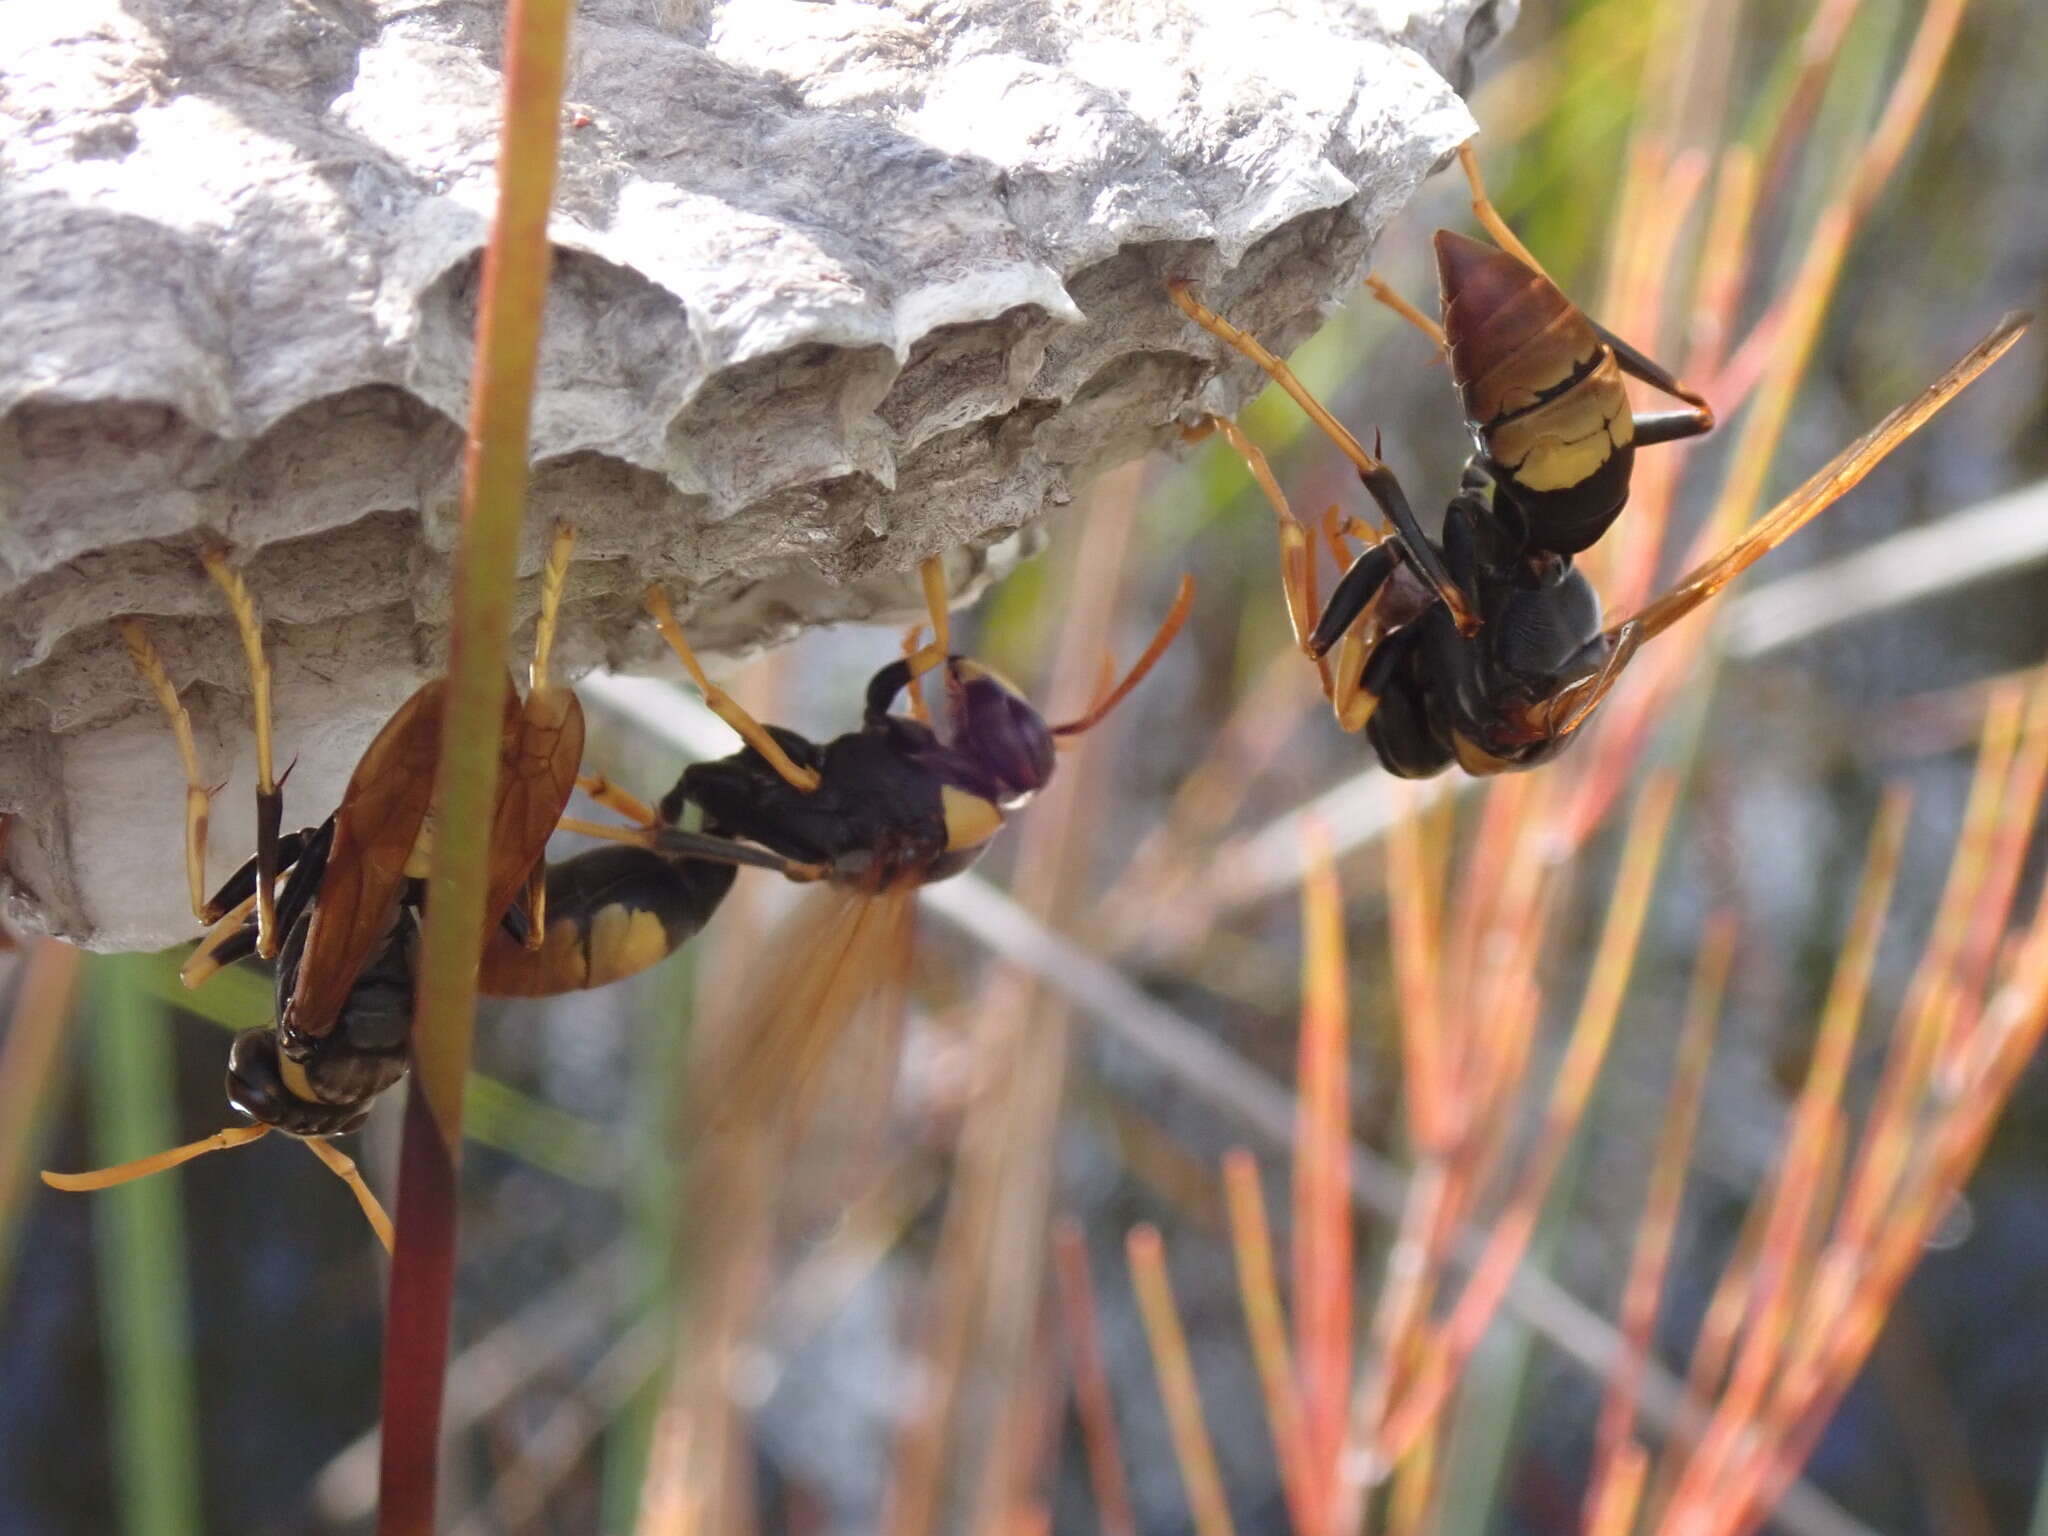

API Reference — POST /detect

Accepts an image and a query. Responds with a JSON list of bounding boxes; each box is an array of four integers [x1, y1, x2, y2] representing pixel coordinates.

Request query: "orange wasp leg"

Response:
[[643, 584, 822, 794], [901, 556, 953, 684], [575, 772, 661, 829], [1167, 280, 1480, 635], [200, 550, 285, 960], [118, 620, 215, 927], [514, 522, 582, 950], [1364, 274, 1448, 352]]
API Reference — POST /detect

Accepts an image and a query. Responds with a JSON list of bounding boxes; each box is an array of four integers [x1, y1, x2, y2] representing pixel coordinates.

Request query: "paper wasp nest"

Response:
[[0, 0, 1508, 948]]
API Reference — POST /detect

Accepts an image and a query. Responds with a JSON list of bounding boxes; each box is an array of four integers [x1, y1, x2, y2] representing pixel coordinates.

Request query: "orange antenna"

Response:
[[1051, 574, 1195, 737], [43, 1124, 271, 1189], [43, 1122, 395, 1253]]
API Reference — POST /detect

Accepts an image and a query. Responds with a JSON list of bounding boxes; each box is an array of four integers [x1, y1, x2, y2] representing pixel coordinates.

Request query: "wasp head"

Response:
[[943, 659, 1056, 805]]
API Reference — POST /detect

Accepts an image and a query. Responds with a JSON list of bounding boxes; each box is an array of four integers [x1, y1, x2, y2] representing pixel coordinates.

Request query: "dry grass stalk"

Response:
[[1129, 1224, 1239, 1536], [1584, 914, 1732, 1523], [1646, 676, 2048, 1535], [1223, 1150, 1316, 1532], [1052, 1218, 1139, 1536]]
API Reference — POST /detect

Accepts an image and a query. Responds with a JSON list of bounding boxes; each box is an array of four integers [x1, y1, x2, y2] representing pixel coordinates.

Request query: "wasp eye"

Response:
[[948, 662, 1055, 801]]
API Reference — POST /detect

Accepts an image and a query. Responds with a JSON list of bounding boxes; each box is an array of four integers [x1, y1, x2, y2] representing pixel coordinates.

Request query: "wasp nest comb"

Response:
[[0, 0, 1508, 947]]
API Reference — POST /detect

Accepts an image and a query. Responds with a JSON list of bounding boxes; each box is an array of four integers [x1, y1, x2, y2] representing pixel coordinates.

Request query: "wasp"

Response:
[[574, 558, 1194, 1134], [1171, 143, 2028, 775], [42, 526, 787, 1240]]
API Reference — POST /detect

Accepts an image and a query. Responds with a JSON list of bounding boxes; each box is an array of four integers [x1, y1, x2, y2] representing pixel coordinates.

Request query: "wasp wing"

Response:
[[483, 682, 586, 930], [687, 882, 919, 1242], [1619, 312, 2030, 646], [280, 679, 453, 1042]]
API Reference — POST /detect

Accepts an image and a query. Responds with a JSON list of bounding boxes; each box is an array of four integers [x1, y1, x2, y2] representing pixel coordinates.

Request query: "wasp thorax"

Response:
[[947, 661, 1056, 803]]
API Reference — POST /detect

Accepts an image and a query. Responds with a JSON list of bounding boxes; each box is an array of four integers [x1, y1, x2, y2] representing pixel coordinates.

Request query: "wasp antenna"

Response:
[[302, 1136, 394, 1253], [42, 1124, 270, 1191], [1051, 574, 1195, 737]]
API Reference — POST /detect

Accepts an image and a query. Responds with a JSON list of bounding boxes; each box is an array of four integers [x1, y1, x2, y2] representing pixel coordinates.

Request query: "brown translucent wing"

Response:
[[1622, 312, 2031, 645], [281, 679, 459, 1042], [482, 682, 586, 930], [688, 883, 919, 1238]]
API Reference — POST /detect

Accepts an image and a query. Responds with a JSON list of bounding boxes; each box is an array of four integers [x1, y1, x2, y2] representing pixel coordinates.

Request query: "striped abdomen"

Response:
[[1435, 230, 1635, 555]]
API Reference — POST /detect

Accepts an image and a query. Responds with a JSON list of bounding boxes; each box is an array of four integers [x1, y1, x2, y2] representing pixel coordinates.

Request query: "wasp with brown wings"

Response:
[[573, 559, 1193, 1134], [42, 526, 783, 1240], [1170, 141, 2029, 776]]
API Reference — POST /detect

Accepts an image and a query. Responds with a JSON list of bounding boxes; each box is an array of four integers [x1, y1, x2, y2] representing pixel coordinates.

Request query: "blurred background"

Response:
[[5, 0, 2048, 1531]]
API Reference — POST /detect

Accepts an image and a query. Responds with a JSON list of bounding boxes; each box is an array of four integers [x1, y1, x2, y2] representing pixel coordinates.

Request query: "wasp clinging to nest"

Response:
[[1170, 142, 2027, 776]]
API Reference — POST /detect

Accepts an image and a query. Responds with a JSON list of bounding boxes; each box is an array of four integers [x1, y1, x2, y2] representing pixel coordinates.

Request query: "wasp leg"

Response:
[[1539, 621, 1645, 743], [1364, 274, 1448, 352], [1357, 461, 1481, 636], [119, 620, 214, 926], [1456, 141, 1549, 279], [180, 890, 262, 987], [1332, 620, 1420, 735], [555, 816, 827, 881], [1166, 278, 1410, 500], [200, 551, 285, 959], [643, 584, 822, 793], [1308, 541, 1400, 660], [1586, 319, 1717, 430], [899, 557, 952, 684], [576, 773, 661, 828], [899, 626, 933, 724], [530, 521, 576, 695], [1193, 414, 1324, 662]]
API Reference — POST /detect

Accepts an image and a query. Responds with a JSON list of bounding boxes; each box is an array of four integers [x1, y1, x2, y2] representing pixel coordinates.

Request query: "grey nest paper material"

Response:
[[0, 0, 1509, 947]]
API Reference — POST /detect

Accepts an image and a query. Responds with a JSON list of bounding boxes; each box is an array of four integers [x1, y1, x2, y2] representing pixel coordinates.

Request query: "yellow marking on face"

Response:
[[941, 785, 1005, 853], [278, 1052, 320, 1105], [583, 905, 674, 988]]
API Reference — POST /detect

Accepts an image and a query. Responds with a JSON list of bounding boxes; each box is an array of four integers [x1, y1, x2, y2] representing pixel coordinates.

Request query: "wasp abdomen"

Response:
[[1435, 230, 1635, 553], [479, 845, 735, 997]]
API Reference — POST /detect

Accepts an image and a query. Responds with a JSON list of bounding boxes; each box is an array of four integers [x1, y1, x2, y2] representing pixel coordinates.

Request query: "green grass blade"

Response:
[[89, 951, 205, 1536]]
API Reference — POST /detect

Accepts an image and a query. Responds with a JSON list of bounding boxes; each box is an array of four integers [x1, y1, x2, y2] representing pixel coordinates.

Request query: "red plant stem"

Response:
[[375, 0, 573, 1529], [377, 1090, 461, 1534], [1222, 1151, 1315, 1535], [1052, 1219, 1138, 1536], [1375, 773, 1678, 1467]]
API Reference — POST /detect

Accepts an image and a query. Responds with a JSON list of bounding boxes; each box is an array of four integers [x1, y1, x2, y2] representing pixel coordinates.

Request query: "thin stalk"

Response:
[[89, 953, 204, 1536], [377, 0, 574, 1530], [1375, 773, 1679, 1466], [1128, 1226, 1238, 1536], [1294, 821, 1353, 1500], [0, 937, 82, 1296], [1052, 1219, 1138, 1536], [1587, 914, 1733, 1522], [1222, 1151, 1313, 1535]]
